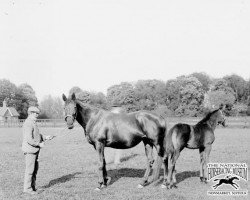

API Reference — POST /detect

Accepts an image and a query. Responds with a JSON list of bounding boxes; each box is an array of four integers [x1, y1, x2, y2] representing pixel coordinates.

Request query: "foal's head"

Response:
[[214, 108, 226, 127], [62, 93, 77, 129]]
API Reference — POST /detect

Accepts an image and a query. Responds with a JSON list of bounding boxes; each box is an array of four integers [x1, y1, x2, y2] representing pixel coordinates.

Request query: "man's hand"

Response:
[[45, 135, 55, 141], [39, 142, 45, 148]]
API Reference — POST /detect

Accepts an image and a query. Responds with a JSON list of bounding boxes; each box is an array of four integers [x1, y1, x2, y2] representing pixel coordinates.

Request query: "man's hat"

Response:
[[28, 106, 40, 114]]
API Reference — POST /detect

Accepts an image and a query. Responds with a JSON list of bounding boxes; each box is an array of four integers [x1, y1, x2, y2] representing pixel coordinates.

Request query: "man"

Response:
[[22, 106, 54, 195]]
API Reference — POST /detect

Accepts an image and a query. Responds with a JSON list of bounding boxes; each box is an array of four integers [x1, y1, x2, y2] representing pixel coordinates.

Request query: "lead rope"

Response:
[[38, 126, 74, 162]]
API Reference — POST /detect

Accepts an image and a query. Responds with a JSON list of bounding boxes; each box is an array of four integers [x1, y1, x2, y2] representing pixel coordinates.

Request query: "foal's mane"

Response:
[[196, 109, 220, 126]]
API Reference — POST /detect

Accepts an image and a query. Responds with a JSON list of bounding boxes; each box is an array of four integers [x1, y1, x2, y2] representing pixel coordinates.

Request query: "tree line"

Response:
[[1, 72, 250, 119]]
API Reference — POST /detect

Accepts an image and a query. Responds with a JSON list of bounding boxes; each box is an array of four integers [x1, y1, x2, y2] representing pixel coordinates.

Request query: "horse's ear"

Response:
[[62, 94, 67, 102], [71, 93, 76, 101]]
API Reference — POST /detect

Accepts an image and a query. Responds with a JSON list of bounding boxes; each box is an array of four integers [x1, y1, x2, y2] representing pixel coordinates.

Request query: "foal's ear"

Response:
[[71, 93, 76, 101], [62, 94, 67, 102]]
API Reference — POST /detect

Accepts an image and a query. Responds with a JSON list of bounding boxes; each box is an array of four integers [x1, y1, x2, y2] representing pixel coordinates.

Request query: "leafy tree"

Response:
[[175, 76, 204, 116], [107, 82, 138, 111], [211, 79, 235, 94], [39, 95, 64, 119], [89, 92, 108, 109], [0, 79, 17, 107], [69, 86, 83, 96], [231, 103, 248, 116], [134, 79, 167, 110], [204, 79, 236, 115], [204, 90, 235, 109], [223, 74, 247, 102], [18, 83, 38, 106], [190, 72, 212, 91], [165, 79, 182, 111], [17, 84, 38, 118]]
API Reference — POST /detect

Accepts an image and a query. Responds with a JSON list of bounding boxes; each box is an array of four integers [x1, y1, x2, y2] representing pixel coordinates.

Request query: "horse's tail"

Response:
[[152, 124, 180, 182], [152, 118, 167, 182], [165, 125, 176, 154]]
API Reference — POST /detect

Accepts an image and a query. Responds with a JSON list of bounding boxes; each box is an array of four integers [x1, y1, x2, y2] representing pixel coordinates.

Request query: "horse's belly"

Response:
[[106, 132, 143, 149]]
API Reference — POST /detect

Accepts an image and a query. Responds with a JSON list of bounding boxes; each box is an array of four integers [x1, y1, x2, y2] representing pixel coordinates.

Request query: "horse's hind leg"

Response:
[[95, 142, 108, 190], [161, 154, 168, 188], [138, 141, 154, 188], [166, 150, 180, 189]]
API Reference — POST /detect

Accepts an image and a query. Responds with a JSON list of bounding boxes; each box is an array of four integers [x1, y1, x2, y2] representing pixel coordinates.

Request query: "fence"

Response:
[[0, 117, 249, 128], [0, 119, 66, 128]]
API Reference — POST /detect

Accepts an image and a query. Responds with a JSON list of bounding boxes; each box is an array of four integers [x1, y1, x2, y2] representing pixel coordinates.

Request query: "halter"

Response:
[[65, 114, 77, 121]]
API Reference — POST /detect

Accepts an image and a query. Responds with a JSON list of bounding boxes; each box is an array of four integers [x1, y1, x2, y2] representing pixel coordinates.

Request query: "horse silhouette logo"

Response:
[[213, 175, 240, 190]]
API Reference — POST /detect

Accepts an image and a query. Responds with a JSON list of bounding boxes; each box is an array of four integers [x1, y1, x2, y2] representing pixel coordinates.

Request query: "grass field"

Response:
[[0, 126, 249, 200]]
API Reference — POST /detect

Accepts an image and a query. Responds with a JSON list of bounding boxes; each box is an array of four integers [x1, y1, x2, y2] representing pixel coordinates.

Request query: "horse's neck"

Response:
[[75, 101, 94, 131], [196, 113, 217, 131], [206, 115, 218, 131]]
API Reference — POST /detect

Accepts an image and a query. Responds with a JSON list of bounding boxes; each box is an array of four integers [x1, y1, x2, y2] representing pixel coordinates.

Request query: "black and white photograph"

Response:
[[0, 0, 249, 199]]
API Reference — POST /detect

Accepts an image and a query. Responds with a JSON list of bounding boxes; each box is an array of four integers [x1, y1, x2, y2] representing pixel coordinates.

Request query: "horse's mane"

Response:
[[196, 109, 220, 125], [75, 99, 105, 112]]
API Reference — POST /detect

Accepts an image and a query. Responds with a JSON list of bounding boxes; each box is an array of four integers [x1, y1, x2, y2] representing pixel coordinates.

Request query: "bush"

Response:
[[247, 106, 250, 116], [153, 105, 173, 117]]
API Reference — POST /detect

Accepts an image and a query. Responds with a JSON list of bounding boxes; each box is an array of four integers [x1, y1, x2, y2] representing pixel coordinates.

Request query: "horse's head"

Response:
[[62, 93, 77, 129], [217, 106, 226, 127]]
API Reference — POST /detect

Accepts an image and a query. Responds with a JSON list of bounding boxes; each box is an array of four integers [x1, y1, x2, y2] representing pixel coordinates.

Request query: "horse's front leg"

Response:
[[138, 141, 154, 188], [202, 145, 212, 183], [95, 142, 108, 190]]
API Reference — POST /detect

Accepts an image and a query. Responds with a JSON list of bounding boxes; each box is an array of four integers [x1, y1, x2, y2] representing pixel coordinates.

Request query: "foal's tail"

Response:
[[151, 119, 168, 182]]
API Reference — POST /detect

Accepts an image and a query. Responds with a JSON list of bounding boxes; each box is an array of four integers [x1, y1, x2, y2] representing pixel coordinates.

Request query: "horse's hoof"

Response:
[[137, 184, 144, 189], [94, 187, 101, 191], [106, 177, 111, 185], [100, 184, 107, 189], [161, 184, 167, 189]]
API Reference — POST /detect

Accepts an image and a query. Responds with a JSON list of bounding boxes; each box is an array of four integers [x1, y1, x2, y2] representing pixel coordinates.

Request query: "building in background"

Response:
[[0, 100, 20, 122]]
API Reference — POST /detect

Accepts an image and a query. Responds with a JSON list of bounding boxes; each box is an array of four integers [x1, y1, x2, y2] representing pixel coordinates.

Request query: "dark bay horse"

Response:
[[62, 93, 167, 190], [162, 107, 225, 189]]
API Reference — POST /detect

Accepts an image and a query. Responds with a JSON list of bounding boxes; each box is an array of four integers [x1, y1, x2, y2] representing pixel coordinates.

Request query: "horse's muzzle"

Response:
[[67, 124, 74, 129], [65, 116, 74, 129]]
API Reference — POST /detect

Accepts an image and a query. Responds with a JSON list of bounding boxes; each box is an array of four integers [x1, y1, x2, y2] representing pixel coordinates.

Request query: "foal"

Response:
[[162, 108, 225, 189]]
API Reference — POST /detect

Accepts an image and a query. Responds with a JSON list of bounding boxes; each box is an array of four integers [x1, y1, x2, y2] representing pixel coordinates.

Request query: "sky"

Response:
[[1, 0, 250, 101]]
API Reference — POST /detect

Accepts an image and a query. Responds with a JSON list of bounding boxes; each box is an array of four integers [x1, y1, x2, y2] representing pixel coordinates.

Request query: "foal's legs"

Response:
[[161, 154, 168, 188], [138, 141, 154, 188], [199, 145, 212, 183], [95, 142, 108, 190], [165, 150, 180, 188]]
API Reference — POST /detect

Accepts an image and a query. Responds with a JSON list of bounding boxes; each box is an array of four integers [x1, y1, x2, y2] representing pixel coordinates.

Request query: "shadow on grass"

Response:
[[156, 170, 200, 185], [107, 153, 139, 164], [108, 168, 145, 185], [42, 172, 82, 188], [120, 153, 139, 162], [175, 170, 200, 183]]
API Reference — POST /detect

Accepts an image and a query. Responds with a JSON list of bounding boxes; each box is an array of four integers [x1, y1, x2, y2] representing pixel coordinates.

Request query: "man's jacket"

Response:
[[22, 118, 44, 153]]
